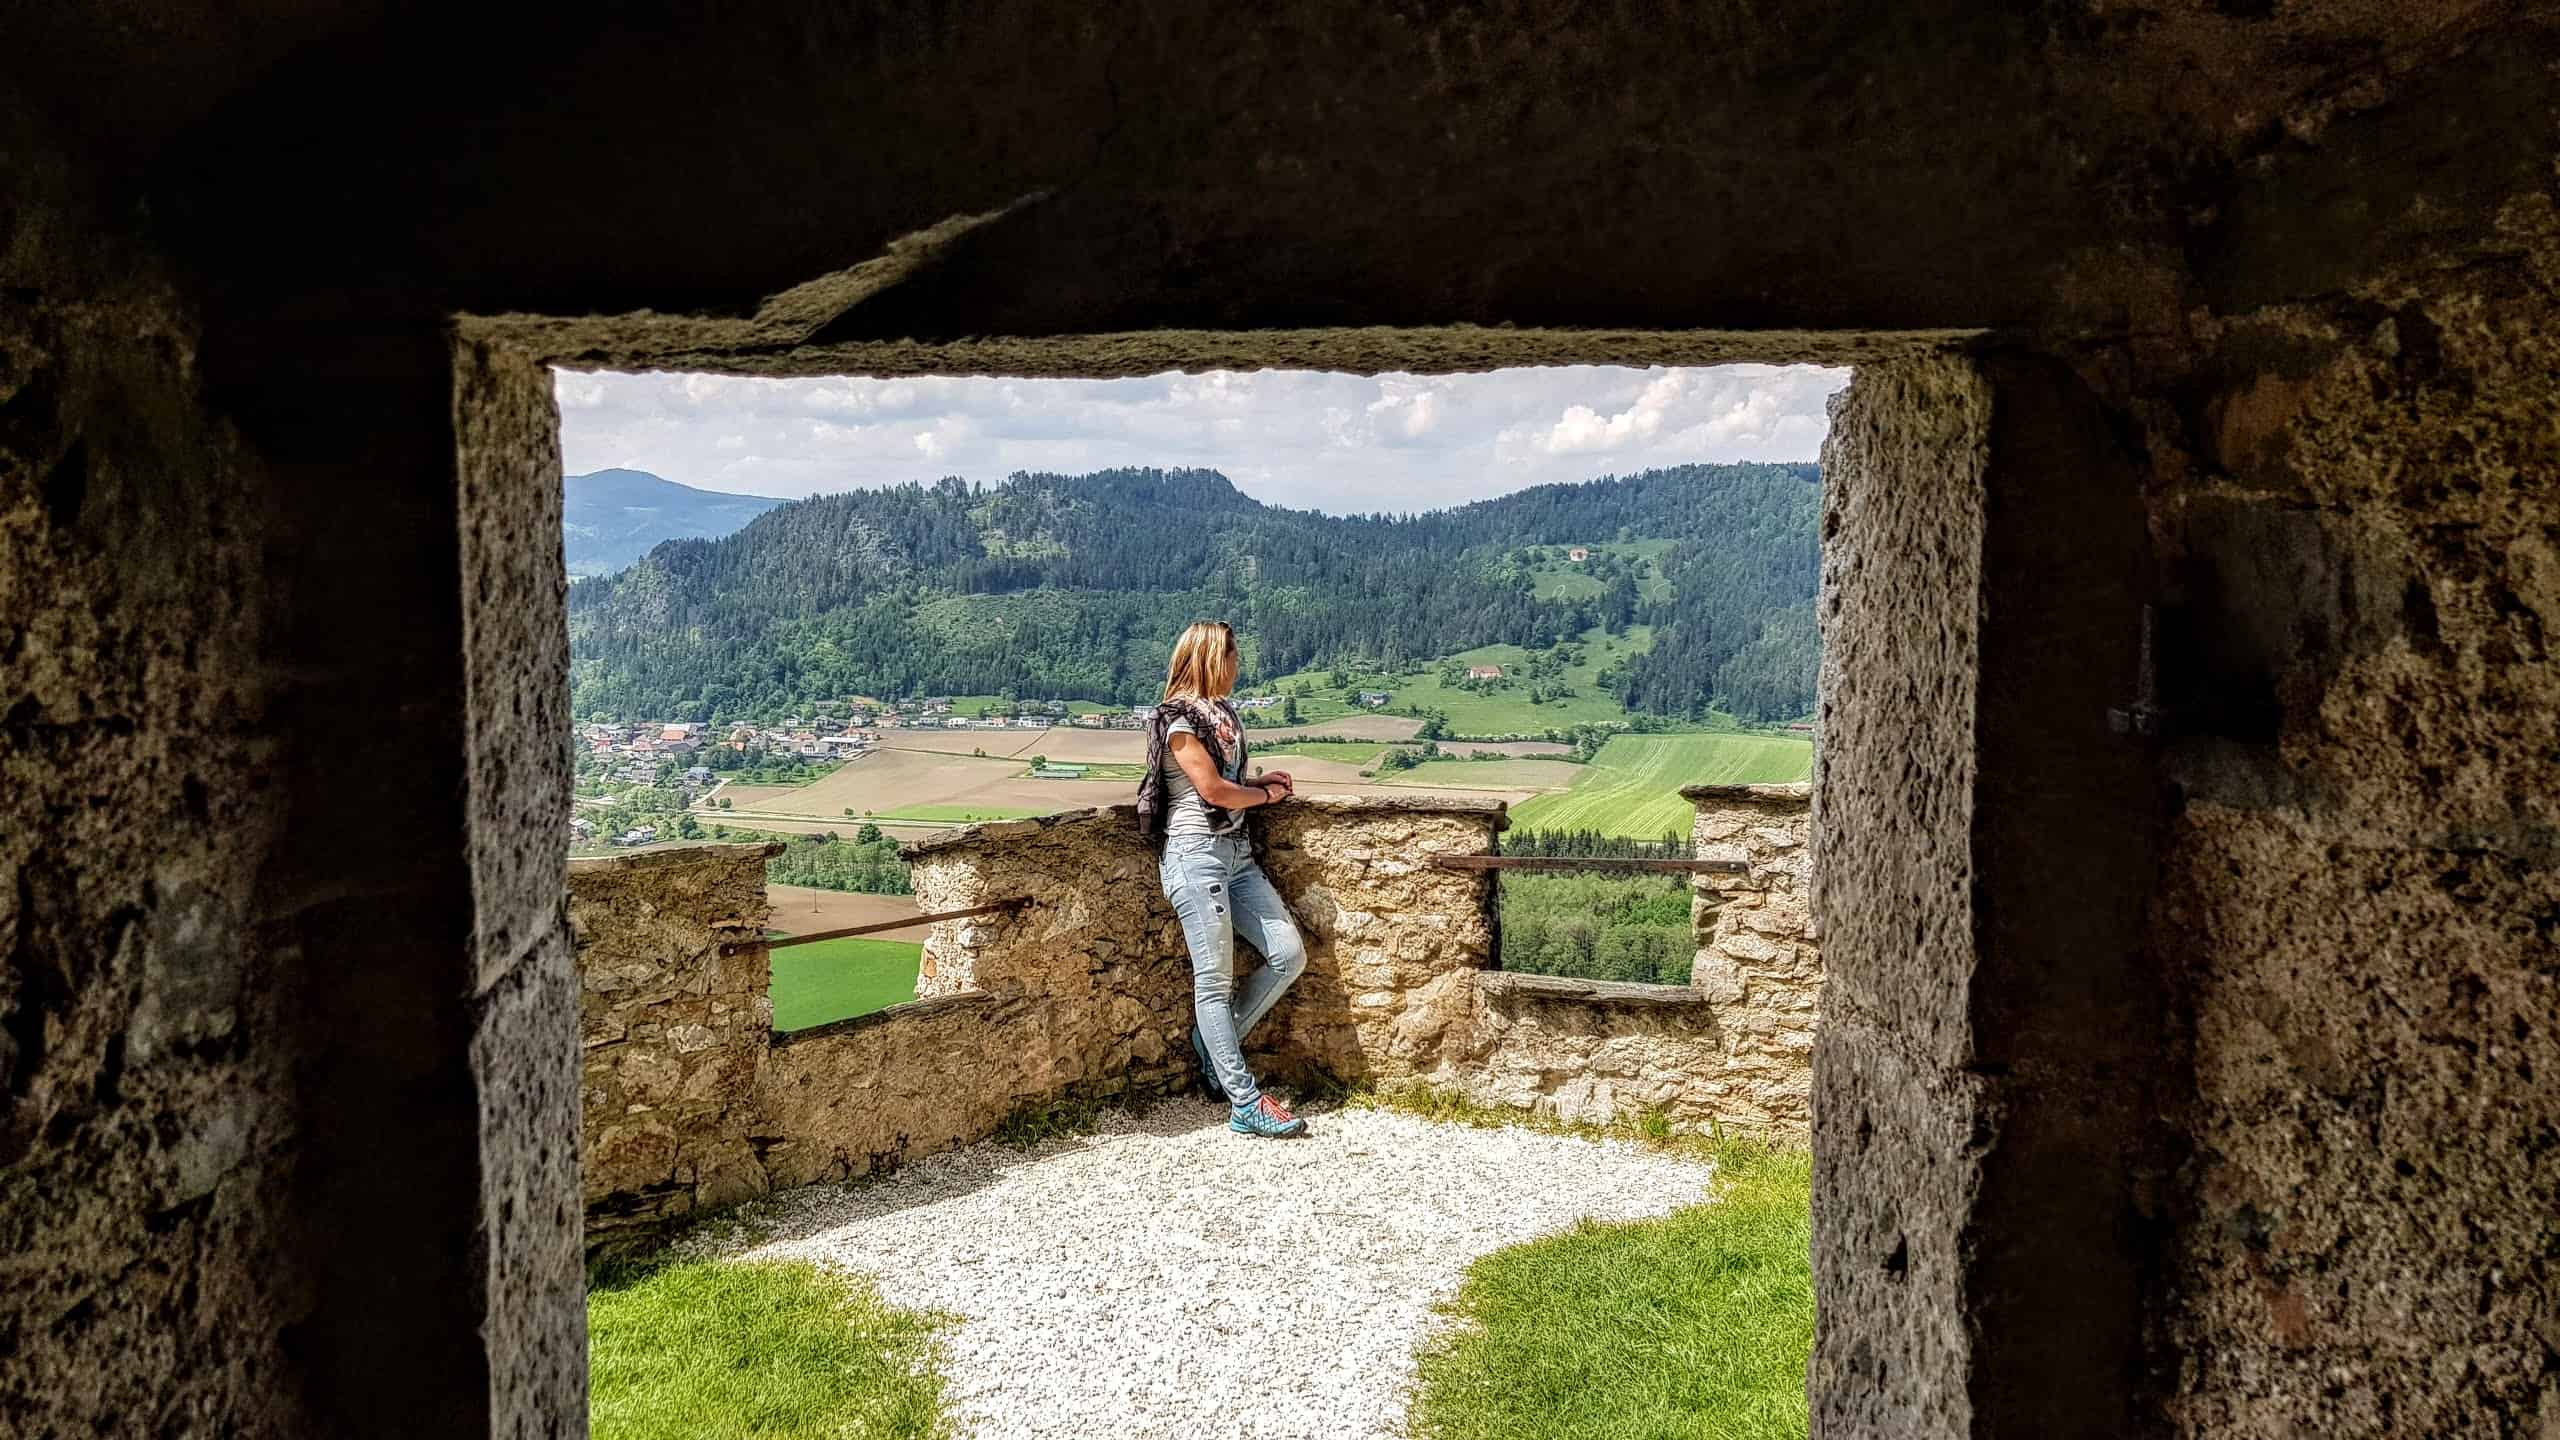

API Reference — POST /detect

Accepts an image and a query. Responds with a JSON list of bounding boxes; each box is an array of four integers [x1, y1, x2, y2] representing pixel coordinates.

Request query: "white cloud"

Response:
[[555, 363, 1848, 513]]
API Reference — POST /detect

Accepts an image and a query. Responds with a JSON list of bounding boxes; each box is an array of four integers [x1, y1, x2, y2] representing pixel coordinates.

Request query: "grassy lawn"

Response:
[[770, 937, 924, 1031], [589, 1256, 950, 1440], [1409, 1144, 1814, 1440], [1263, 625, 1660, 735], [1518, 539, 1677, 602], [1512, 732, 1813, 837]]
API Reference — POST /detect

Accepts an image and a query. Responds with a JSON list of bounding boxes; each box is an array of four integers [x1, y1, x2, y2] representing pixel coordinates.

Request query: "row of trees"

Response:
[[1502, 827, 1690, 858], [1498, 872, 1695, 986], [756, 828, 913, 895]]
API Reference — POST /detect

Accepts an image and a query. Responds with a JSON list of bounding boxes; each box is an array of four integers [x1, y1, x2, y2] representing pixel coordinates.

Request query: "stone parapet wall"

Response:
[[902, 797, 1505, 1089], [569, 790, 1821, 1244], [1404, 784, 1819, 1140], [568, 844, 779, 1240], [1251, 799, 1503, 1082], [1685, 782, 1818, 1132]]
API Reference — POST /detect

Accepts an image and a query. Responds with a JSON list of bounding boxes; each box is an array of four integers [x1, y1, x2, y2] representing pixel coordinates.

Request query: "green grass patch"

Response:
[[1515, 540, 1676, 602], [1262, 626, 1661, 736], [1511, 732, 1812, 837], [991, 1090, 1119, 1149], [588, 1256, 951, 1440], [769, 937, 923, 1031], [1409, 1147, 1814, 1440], [1344, 1086, 1812, 1440]]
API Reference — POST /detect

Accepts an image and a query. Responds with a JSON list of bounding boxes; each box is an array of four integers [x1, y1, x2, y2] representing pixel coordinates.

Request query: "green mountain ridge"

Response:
[[566, 464, 1819, 721]]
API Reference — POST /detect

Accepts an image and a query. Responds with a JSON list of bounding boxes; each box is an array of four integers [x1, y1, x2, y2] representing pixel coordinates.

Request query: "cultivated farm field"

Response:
[[725, 746, 1131, 823], [1384, 757, 1588, 791], [1245, 714, 1425, 743], [876, 728, 1045, 758], [1509, 732, 1814, 837], [767, 885, 931, 941]]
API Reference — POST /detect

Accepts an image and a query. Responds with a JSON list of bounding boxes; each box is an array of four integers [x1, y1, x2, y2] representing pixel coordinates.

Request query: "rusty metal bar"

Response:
[[1431, 854, 1748, 876], [724, 897, 1029, 954]]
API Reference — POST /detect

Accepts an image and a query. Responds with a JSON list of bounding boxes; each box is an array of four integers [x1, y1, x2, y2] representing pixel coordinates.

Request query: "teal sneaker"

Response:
[[1190, 1024, 1228, 1102], [1229, 1094, 1308, 1138]]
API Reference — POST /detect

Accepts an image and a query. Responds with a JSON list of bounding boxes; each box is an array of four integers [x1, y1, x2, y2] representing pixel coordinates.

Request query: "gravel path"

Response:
[[692, 1101, 1722, 1440]]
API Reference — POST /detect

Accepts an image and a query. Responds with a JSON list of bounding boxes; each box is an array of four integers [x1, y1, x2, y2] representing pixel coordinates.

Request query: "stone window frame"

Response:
[[460, 318, 2159, 1435]]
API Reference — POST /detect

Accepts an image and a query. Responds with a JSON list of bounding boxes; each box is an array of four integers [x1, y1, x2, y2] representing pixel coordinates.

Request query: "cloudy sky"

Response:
[[556, 364, 1847, 515]]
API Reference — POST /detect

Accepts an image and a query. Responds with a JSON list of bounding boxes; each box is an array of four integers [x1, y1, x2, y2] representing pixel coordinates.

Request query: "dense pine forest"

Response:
[[567, 463, 1819, 722]]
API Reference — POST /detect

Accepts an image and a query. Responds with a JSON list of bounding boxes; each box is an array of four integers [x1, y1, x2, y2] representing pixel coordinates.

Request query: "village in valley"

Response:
[[570, 690, 1416, 849]]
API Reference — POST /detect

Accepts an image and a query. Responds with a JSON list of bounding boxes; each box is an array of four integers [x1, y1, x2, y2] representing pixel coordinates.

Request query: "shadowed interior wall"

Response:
[[4, 5, 2556, 1436], [2137, 202, 2560, 1439], [1, 136, 297, 1436]]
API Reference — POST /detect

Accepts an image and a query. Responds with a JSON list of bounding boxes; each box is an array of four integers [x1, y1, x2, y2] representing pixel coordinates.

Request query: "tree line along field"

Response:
[[1509, 732, 1813, 836]]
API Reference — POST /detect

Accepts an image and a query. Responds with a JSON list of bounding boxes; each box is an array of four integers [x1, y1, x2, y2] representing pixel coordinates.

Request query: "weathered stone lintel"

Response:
[[1679, 781, 1813, 807], [568, 841, 785, 875]]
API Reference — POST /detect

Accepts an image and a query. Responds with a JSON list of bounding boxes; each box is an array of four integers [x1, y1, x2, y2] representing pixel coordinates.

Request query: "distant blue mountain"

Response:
[[562, 468, 786, 576]]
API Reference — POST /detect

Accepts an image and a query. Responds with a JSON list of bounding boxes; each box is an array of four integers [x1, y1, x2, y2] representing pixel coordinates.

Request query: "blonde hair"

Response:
[[1162, 621, 1240, 703]]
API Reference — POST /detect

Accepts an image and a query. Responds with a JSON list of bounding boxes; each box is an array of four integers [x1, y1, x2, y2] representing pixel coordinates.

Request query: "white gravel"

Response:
[[690, 1100, 1722, 1440]]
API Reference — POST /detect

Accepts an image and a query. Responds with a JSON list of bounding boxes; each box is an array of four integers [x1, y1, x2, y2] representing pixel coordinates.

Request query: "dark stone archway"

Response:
[[5, 6, 2555, 1436]]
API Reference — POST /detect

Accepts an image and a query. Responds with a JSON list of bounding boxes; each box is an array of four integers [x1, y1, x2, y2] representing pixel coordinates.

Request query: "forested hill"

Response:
[[562, 468, 784, 575], [566, 464, 1820, 721]]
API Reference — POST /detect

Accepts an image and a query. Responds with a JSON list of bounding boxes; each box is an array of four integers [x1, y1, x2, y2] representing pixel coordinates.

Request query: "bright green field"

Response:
[[769, 937, 924, 1031], [1511, 732, 1812, 836]]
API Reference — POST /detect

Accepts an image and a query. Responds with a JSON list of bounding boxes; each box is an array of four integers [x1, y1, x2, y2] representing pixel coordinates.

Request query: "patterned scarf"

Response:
[[1136, 696, 1252, 849]]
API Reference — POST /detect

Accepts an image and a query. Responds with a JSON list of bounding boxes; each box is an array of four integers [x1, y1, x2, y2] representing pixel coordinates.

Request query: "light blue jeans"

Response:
[[1160, 832, 1308, 1108]]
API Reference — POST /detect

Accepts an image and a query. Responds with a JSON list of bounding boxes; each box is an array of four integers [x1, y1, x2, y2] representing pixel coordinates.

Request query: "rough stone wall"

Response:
[[1807, 353, 1993, 1440], [1686, 783, 1819, 1130], [2136, 213, 2560, 1439], [1, 144, 297, 1437], [3, 129, 585, 1437], [569, 801, 1511, 1202], [1437, 976, 1729, 1130], [895, 795, 1821, 1140], [568, 845, 776, 1239], [1249, 800, 1502, 1083], [898, 797, 1503, 1093]]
